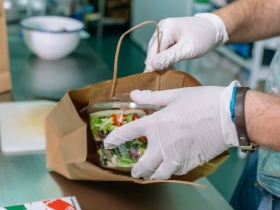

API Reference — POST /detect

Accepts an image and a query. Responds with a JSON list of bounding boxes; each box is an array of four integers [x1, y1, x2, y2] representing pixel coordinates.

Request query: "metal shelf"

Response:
[[215, 42, 271, 88], [215, 46, 252, 70], [97, 0, 129, 37]]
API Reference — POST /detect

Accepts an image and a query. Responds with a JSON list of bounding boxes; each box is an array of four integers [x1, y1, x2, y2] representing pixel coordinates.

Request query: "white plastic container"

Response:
[[81, 102, 162, 171]]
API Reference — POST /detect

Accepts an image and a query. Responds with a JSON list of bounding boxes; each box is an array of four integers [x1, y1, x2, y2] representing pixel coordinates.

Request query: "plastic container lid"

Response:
[[80, 102, 163, 117]]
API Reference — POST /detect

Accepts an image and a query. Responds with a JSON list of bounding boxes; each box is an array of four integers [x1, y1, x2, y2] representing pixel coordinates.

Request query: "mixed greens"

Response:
[[90, 109, 148, 168]]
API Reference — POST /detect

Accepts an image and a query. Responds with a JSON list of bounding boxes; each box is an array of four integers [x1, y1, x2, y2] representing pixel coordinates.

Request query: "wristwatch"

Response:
[[234, 87, 259, 153]]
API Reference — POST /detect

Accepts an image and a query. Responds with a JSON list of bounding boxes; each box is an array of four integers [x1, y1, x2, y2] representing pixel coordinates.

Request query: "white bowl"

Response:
[[20, 16, 84, 60]]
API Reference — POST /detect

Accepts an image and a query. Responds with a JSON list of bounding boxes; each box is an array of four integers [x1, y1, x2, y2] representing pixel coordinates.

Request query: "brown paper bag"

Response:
[[46, 21, 229, 187], [0, 1, 12, 94]]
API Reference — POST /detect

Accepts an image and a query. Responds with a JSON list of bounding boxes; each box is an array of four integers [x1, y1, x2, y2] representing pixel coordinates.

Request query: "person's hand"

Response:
[[144, 13, 228, 72], [104, 81, 240, 180]]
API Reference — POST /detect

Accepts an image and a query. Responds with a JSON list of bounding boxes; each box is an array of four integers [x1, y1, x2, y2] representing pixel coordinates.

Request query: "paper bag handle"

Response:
[[110, 21, 161, 98]]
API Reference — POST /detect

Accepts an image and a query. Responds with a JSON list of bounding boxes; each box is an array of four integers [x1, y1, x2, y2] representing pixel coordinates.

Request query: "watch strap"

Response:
[[234, 87, 258, 153]]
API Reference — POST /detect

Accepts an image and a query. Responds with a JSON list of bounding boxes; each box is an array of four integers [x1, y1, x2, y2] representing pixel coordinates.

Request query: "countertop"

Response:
[[7, 24, 113, 101], [0, 25, 233, 209]]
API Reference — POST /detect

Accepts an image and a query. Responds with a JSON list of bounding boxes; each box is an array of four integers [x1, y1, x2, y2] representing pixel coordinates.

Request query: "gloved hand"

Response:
[[144, 13, 228, 72], [104, 81, 240, 180]]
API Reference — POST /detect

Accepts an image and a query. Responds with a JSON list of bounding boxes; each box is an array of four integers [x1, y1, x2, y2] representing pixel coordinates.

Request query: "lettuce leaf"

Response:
[[90, 117, 118, 138]]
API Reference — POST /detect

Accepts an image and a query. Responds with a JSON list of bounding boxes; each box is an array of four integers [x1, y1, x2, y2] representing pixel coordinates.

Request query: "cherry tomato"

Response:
[[112, 114, 126, 126], [112, 114, 119, 126], [132, 113, 139, 121], [140, 136, 148, 142]]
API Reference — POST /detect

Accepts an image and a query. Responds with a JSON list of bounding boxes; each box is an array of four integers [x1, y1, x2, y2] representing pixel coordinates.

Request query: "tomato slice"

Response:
[[112, 114, 126, 126], [132, 113, 139, 121], [112, 114, 119, 126]]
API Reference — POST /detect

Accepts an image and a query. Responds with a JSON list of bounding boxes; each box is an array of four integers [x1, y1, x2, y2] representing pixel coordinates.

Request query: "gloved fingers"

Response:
[[145, 63, 176, 73], [130, 89, 179, 106], [144, 28, 175, 72], [103, 116, 149, 149], [144, 32, 159, 72], [169, 63, 176, 70], [150, 42, 185, 70], [144, 160, 180, 180], [173, 156, 198, 176], [131, 139, 162, 178]]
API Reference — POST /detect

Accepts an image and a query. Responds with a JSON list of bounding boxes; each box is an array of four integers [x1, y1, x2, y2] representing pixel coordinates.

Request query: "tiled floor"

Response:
[[86, 33, 248, 203]]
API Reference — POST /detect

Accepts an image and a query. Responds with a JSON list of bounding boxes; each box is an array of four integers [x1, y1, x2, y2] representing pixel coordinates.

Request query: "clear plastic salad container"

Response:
[[80, 102, 162, 171]]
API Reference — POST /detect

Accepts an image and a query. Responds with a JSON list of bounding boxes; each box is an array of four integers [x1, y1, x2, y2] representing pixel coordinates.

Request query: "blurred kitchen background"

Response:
[[3, 0, 280, 208]]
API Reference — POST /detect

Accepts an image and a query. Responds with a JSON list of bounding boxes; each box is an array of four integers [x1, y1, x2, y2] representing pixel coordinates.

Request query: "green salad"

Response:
[[90, 109, 148, 168]]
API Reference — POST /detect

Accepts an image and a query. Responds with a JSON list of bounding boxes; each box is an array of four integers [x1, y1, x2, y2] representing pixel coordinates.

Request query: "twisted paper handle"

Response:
[[110, 21, 161, 98]]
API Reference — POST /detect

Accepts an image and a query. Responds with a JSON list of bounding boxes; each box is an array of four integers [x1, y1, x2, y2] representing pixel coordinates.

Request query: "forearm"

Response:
[[214, 0, 280, 43], [245, 90, 280, 150]]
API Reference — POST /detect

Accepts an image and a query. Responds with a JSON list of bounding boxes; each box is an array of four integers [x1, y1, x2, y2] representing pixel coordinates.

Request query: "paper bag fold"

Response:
[[0, 1, 12, 94]]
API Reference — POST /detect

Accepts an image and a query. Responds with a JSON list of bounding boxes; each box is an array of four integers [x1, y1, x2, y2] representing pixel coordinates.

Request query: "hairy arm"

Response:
[[245, 91, 280, 150], [214, 0, 280, 43]]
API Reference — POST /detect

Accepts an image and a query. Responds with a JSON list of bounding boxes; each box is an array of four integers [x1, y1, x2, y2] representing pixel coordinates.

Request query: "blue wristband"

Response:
[[230, 86, 238, 122]]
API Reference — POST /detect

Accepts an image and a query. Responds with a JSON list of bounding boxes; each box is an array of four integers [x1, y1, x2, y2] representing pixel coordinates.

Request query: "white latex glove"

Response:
[[104, 81, 240, 180], [144, 13, 228, 72]]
